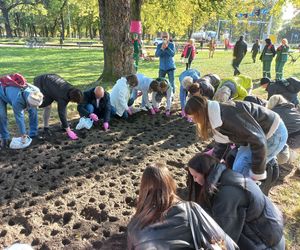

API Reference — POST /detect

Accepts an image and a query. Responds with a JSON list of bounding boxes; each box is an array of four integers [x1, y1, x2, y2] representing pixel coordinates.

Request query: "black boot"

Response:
[[44, 127, 53, 137], [0, 139, 9, 150], [259, 159, 279, 196]]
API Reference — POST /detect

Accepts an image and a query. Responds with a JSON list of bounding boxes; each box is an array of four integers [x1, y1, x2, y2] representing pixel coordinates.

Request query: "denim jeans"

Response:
[[179, 85, 188, 109], [110, 105, 128, 119], [0, 93, 38, 139], [159, 69, 175, 93], [232, 120, 288, 176]]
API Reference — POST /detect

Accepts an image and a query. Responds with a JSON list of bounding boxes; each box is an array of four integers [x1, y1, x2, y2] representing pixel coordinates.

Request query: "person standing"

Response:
[[260, 38, 276, 78], [181, 39, 196, 70], [275, 38, 289, 80], [33, 74, 83, 140], [155, 32, 176, 93], [232, 36, 248, 76], [251, 39, 260, 63], [132, 33, 142, 72], [208, 38, 216, 58]]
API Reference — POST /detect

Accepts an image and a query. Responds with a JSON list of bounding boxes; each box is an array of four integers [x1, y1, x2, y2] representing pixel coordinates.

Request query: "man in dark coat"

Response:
[[251, 39, 260, 63], [232, 36, 248, 76], [77, 86, 111, 131], [260, 77, 300, 106], [34, 74, 83, 140]]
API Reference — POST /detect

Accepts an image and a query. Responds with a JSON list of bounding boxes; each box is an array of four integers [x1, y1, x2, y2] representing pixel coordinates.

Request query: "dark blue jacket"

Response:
[[77, 88, 111, 123]]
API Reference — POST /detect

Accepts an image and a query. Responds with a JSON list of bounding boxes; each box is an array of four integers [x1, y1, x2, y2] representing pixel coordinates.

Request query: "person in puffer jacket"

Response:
[[184, 95, 288, 183], [187, 153, 285, 250], [127, 163, 238, 250]]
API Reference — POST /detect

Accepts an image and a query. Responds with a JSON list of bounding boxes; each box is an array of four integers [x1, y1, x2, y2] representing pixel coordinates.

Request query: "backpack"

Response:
[[0, 73, 28, 89]]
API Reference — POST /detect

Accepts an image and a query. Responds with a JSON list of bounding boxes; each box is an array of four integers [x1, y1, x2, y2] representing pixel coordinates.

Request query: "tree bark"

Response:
[[1, 6, 13, 37], [98, 0, 134, 82], [130, 0, 142, 20]]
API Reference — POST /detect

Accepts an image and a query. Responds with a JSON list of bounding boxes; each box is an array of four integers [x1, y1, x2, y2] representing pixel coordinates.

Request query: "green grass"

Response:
[[1, 46, 300, 248]]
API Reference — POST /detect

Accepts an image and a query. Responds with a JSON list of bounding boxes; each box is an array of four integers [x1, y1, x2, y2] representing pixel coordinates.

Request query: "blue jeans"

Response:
[[232, 120, 288, 176], [180, 85, 188, 109], [110, 105, 128, 119], [159, 69, 175, 93], [0, 97, 38, 139]]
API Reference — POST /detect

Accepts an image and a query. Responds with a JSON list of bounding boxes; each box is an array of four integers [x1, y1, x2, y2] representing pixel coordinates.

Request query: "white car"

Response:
[[153, 38, 163, 46]]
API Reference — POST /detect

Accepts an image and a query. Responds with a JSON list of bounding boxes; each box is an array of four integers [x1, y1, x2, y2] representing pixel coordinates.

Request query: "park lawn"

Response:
[[1, 47, 300, 248]]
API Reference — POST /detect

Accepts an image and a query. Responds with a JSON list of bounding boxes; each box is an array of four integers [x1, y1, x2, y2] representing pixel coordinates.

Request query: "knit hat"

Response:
[[260, 77, 271, 85], [213, 86, 231, 102], [27, 90, 44, 107]]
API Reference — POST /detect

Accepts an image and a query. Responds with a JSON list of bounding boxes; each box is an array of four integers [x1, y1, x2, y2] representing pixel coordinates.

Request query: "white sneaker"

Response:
[[9, 137, 32, 149]]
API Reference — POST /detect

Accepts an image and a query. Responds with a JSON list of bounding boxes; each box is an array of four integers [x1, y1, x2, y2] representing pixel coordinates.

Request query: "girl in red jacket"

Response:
[[181, 39, 196, 70]]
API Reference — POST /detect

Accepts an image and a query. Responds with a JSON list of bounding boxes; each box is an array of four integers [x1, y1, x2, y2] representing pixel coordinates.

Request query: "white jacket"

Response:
[[110, 77, 130, 116]]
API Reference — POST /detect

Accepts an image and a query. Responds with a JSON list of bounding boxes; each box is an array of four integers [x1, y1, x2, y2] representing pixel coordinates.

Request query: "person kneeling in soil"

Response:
[[179, 69, 201, 117], [185, 95, 288, 195], [33, 74, 83, 140], [0, 74, 43, 149], [127, 163, 237, 250], [77, 86, 111, 131], [151, 78, 173, 116], [187, 153, 285, 250], [129, 73, 154, 114], [110, 74, 138, 119], [213, 75, 253, 102], [260, 77, 300, 106]]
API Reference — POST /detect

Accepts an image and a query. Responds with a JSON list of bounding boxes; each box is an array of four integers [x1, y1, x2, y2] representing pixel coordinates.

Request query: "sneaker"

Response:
[[141, 106, 148, 112]]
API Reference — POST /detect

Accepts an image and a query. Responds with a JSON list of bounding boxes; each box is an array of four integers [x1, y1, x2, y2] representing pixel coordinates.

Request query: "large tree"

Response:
[[98, 0, 135, 82]]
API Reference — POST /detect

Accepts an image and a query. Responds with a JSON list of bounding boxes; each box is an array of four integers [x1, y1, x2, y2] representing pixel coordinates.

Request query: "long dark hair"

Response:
[[187, 153, 219, 207], [132, 163, 180, 229]]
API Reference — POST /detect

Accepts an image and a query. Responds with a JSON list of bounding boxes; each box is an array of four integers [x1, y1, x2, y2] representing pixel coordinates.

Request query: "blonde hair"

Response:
[[189, 38, 195, 45], [282, 38, 288, 45], [182, 76, 193, 89], [267, 95, 288, 109]]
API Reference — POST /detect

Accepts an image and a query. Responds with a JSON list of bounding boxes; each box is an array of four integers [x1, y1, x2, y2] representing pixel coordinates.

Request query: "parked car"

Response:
[[153, 38, 163, 45]]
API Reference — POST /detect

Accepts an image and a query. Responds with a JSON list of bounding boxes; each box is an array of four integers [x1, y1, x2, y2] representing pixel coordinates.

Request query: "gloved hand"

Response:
[[127, 107, 133, 116], [67, 129, 78, 140], [187, 117, 193, 123], [153, 107, 160, 113], [150, 108, 156, 115], [165, 110, 171, 116], [89, 113, 99, 122], [181, 109, 186, 117], [103, 122, 109, 131]]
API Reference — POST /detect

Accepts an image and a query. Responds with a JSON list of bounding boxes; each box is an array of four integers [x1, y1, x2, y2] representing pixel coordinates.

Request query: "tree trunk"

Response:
[[60, 13, 65, 40], [98, 0, 134, 82], [1, 7, 13, 37], [131, 0, 142, 20]]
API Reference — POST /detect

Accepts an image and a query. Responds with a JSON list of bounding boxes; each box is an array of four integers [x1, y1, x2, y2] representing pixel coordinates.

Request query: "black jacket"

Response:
[[34, 74, 75, 128], [127, 202, 195, 250], [195, 78, 215, 99], [267, 78, 300, 105], [213, 101, 280, 176], [77, 88, 111, 122], [251, 42, 260, 53], [206, 164, 284, 249], [272, 103, 300, 135], [233, 40, 247, 59]]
